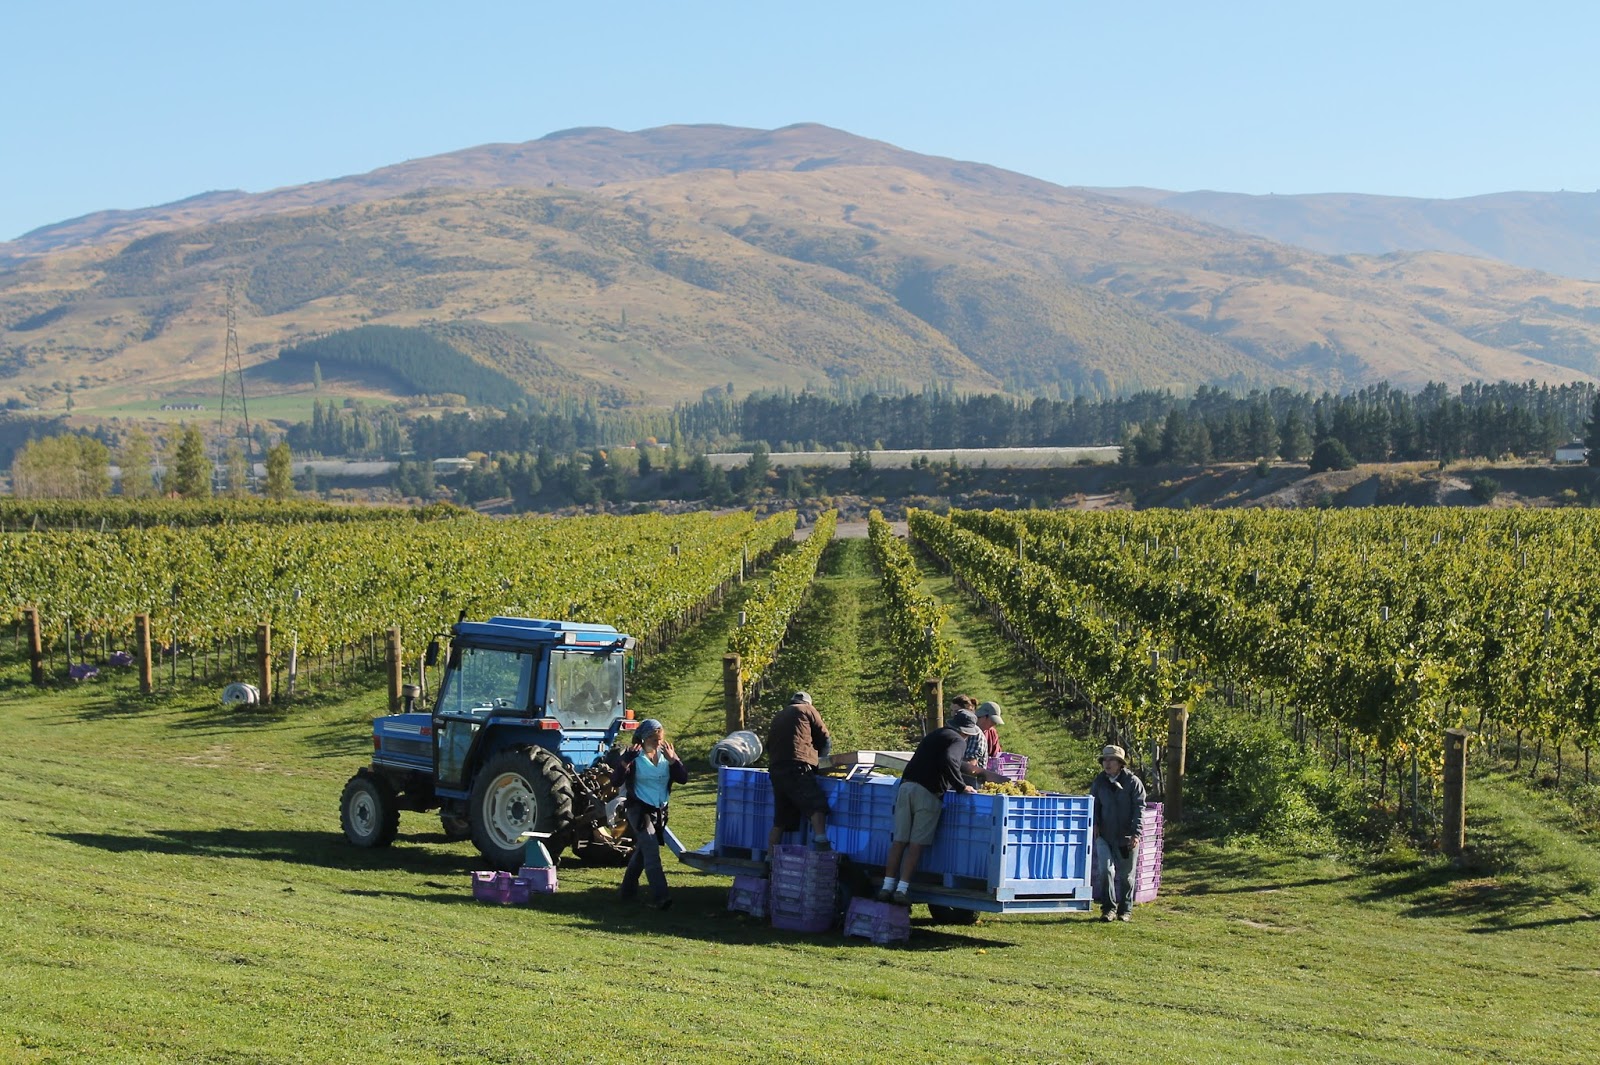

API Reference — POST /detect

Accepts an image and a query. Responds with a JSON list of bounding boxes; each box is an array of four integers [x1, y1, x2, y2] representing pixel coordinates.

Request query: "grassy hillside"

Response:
[[6, 126, 1600, 417]]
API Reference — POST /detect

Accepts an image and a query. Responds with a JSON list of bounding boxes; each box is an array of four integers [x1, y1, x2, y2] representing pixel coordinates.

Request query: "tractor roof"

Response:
[[452, 616, 628, 650]]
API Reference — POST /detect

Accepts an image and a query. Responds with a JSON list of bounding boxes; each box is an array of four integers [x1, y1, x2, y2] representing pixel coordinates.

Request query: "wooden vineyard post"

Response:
[[1443, 728, 1469, 857], [23, 606, 44, 686], [134, 613, 154, 695], [723, 653, 744, 734], [923, 677, 944, 730], [387, 626, 403, 714], [1167, 704, 1189, 822], [256, 623, 273, 705]]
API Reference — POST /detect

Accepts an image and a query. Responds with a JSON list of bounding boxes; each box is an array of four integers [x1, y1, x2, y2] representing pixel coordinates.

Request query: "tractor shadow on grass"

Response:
[[54, 828, 477, 876]]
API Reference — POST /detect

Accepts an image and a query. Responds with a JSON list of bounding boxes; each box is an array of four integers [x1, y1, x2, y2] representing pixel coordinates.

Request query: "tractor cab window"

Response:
[[546, 648, 624, 730], [437, 647, 531, 715]]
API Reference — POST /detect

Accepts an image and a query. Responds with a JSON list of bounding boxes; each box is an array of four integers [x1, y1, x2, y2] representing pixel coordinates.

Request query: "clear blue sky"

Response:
[[4, 0, 1598, 242]]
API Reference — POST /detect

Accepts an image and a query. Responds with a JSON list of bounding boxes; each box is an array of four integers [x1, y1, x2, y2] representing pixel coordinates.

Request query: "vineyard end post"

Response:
[[387, 626, 403, 714], [923, 677, 944, 730], [134, 613, 153, 695], [23, 606, 44, 686], [723, 654, 744, 734], [1166, 704, 1189, 821], [1442, 728, 1469, 857], [256, 623, 273, 705]]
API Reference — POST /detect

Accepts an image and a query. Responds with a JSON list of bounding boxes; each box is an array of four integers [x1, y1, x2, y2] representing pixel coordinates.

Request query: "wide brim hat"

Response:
[[1100, 744, 1126, 764]]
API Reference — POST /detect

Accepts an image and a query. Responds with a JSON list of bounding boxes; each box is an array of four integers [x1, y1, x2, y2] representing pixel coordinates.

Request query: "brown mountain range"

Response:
[[4, 123, 1600, 418]]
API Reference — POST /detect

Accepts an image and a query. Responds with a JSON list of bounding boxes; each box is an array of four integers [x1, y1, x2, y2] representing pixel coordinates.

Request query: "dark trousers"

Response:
[[621, 800, 669, 903], [1094, 836, 1136, 914]]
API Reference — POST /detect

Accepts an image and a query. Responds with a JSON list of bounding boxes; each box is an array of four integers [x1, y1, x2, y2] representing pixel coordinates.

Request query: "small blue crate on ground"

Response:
[[727, 874, 769, 918], [842, 897, 911, 945]]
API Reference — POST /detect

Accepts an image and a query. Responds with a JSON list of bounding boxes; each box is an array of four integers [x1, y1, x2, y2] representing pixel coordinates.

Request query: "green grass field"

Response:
[[3, 539, 1598, 1063]]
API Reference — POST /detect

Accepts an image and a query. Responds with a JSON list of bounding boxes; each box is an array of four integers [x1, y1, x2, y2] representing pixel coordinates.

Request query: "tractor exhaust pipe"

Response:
[[401, 683, 422, 713]]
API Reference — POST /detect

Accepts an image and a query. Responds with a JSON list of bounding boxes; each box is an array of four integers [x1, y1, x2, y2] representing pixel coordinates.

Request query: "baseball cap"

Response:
[[950, 709, 981, 736], [789, 691, 813, 705], [976, 701, 1005, 725]]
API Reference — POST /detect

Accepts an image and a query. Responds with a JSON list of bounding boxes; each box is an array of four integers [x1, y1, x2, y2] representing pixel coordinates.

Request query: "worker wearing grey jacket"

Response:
[[1089, 744, 1146, 922]]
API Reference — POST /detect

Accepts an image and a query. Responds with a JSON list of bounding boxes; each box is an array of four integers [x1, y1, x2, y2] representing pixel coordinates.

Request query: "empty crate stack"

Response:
[[1134, 802, 1164, 904], [1091, 801, 1164, 906], [842, 897, 911, 945], [768, 844, 839, 932], [727, 874, 770, 918]]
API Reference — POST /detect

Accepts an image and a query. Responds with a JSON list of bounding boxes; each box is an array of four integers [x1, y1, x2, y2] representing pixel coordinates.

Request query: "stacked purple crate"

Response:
[[1091, 802, 1165, 905], [1133, 802, 1164, 904], [727, 875, 770, 918], [768, 844, 839, 932], [986, 753, 1028, 781], [841, 897, 911, 945]]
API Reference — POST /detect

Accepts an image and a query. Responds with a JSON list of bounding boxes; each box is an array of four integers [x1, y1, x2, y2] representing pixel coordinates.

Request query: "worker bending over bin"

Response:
[[765, 691, 833, 852], [1090, 744, 1146, 922], [879, 710, 981, 903]]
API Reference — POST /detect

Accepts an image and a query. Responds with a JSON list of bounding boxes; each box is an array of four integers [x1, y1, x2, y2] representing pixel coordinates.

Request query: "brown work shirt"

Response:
[[765, 701, 830, 767]]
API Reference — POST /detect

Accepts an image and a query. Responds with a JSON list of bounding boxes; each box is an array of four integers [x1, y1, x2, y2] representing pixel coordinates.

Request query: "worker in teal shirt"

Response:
[[612, 719, 688, 909]]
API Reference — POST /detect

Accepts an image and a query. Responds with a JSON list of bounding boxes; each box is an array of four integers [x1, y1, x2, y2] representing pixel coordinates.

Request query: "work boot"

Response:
[[645, 896, 673, 911], [891, 888, 909, 905], [814, 839, 833, 852]]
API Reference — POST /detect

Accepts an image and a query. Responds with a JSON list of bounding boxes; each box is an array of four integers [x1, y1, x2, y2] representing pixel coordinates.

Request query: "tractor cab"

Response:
[[342, 617, 640, 870]]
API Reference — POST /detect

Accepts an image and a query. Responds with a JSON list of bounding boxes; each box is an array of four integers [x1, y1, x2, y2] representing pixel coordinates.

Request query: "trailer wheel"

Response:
[[468, 748, 575, 870], [927, 904, 980, 926], [340, 770, 400, 848]]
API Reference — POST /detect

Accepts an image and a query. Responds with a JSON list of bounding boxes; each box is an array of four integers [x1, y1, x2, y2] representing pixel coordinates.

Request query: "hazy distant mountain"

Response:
[[1091, 187, 1600, 281], [4, 124, 1600, 416]]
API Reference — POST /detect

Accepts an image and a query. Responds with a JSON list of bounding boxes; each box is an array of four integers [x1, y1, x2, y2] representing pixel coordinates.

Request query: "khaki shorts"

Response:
[[892, 781, 943, 846]]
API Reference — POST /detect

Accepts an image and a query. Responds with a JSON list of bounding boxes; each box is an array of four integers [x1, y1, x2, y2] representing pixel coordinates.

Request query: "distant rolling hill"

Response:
[[1092, 187, 1600, 282], [4, 124, 1600, 419]]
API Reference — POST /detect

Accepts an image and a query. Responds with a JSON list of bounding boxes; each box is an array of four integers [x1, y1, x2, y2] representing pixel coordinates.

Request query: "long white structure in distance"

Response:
[[706, 445, 1122, 470]]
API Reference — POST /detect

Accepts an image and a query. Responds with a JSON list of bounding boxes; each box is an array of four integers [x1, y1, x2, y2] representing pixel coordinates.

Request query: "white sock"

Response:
[[880, 876, 896, 891], [896, 880, 910, 894]]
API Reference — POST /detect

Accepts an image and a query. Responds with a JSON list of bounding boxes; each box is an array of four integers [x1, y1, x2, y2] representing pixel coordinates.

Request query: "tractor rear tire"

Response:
[[468, 747, 575, 870], [340, 769, 400, 848]]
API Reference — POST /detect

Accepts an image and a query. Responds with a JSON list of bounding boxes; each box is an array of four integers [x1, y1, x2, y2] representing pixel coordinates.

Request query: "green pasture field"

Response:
[[3, 540, 1598, 1063]]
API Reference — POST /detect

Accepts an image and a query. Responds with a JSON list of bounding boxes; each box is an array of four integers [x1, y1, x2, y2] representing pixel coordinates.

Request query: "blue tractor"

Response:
[[339, 617, 641, 869]]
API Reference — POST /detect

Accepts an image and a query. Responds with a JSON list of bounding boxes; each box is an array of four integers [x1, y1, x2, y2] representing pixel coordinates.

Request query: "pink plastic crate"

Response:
[[769, 844, 838, 931], [842, 897, 911, 944], [471, 870, 531, 905], [727, 875, 770, 918], [986, 753, 1028, 781], [771, 909, 834, 933], [517, 866, 559, 894]]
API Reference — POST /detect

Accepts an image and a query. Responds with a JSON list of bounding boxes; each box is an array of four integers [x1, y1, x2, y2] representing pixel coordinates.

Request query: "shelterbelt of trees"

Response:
[[296, 380, 1600, 465]]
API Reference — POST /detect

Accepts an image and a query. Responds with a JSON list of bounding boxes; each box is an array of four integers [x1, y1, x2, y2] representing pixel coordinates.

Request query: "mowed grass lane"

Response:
[[0, 566, 1596, 1061]]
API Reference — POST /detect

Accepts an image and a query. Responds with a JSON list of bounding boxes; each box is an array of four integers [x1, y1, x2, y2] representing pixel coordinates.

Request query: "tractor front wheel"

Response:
[[468, 748, 575, 870], [340, 769, 400, 848]]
